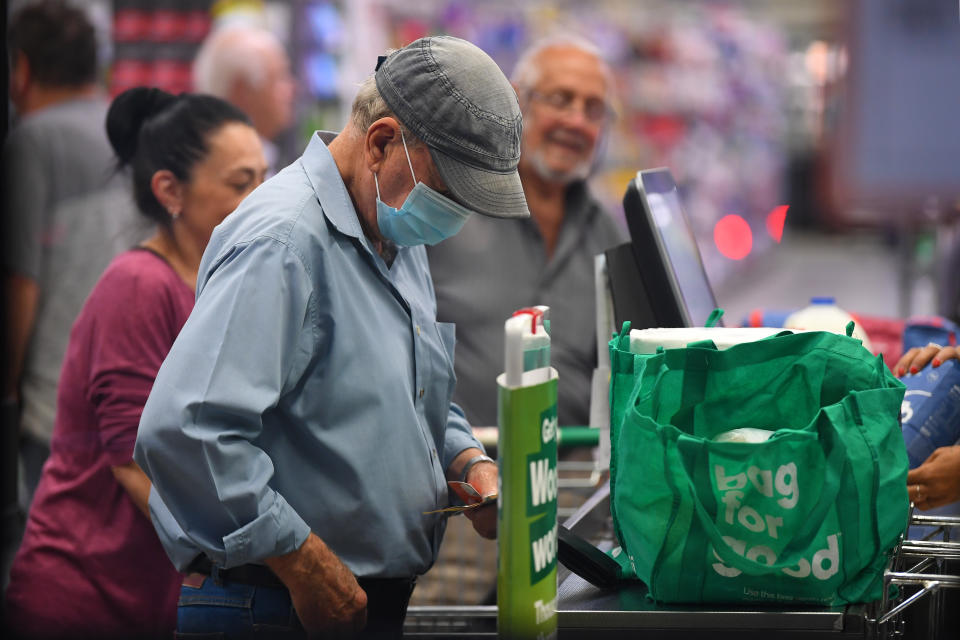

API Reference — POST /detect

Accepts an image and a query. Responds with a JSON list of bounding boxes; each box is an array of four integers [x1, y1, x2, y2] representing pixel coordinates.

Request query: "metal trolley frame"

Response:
[[871, 512, 960, 639]]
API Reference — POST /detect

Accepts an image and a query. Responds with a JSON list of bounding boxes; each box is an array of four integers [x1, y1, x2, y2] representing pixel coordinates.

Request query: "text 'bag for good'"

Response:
[[607, 323, 908, 605]]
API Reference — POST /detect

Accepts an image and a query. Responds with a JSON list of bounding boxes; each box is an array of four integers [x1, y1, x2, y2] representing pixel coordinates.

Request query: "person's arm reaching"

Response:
[[895, 343, 958, 377], [907, 445, 960, 510]]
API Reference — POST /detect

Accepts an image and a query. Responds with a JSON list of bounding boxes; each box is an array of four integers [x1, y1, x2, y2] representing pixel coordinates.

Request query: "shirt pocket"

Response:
[[434, 321, 457, 381], [426, 321, 457, 429]]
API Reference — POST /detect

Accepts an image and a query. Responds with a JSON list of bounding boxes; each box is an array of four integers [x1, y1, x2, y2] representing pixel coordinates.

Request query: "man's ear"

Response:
[[364, 118, 399, 174], [150, 169, 184, 218]]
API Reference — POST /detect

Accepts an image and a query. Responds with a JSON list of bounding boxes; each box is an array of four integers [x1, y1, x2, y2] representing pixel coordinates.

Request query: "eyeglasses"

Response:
[[527, 89, 612, 124]]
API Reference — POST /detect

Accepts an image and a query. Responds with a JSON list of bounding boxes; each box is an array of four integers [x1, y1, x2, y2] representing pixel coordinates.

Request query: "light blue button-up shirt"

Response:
[[135, 132, 481, 578]]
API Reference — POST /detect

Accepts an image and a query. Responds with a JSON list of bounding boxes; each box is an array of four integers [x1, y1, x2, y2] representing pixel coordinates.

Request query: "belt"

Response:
[[187, 555, 416, 599], [187, 555, 286, 589]]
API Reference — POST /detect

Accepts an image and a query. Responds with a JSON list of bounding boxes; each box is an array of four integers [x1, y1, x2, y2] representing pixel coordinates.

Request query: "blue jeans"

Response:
[[176, 572, 414, 639], [176, 574, 303, 639]]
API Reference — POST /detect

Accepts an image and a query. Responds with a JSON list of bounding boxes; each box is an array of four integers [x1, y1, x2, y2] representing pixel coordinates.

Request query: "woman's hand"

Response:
[[895, 343, 958, 377], [907, 446, 960, 510]]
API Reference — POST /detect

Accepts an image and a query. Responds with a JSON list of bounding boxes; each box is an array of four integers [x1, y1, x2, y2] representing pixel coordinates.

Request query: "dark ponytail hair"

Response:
[[106, 87, 252, 226]]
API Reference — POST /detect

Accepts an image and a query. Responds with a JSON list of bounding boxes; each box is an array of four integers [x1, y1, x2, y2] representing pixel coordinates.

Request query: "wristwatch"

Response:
[[460, 454, 495, 483]]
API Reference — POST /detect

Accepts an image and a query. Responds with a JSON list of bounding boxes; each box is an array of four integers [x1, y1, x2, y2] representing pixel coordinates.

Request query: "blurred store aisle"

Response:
[[712, 229, 937, 326]]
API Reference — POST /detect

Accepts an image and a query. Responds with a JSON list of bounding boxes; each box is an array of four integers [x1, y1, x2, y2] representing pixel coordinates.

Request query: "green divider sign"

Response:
[[497, 369, 559, 640]]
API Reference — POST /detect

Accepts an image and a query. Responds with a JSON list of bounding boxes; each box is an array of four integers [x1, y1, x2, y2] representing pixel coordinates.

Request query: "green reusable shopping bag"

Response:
[[607, 322, 908, 605]]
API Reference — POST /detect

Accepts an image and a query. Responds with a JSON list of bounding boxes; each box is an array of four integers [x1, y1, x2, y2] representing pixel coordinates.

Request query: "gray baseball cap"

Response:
[[375, 36, 529, 219]]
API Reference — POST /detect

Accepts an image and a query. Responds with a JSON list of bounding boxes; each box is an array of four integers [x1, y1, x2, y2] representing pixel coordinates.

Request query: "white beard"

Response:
[[528, 146, 592, 185]]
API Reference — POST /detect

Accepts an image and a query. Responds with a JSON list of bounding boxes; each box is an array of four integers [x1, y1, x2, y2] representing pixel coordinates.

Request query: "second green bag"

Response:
[[608, 323, 908, 605]]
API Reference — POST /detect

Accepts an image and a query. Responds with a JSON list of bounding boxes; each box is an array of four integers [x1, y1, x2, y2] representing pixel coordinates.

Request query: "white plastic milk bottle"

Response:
[[784, 297, 874, 353]]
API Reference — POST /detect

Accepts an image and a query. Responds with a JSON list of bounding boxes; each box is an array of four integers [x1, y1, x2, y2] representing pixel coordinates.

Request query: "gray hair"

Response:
[[350, 73, 419, 144], [192, 24, 282, 97], [510, 32, 614, 101]]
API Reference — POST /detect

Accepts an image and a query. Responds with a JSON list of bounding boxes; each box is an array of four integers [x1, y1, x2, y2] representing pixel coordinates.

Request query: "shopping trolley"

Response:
[[870, 510, 960, 639]]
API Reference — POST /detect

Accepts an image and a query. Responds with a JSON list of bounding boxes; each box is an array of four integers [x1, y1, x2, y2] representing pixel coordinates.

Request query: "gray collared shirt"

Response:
[[427, 182, 625, 426], [136, 132, 480, 578], [2, 96, 147, 444]]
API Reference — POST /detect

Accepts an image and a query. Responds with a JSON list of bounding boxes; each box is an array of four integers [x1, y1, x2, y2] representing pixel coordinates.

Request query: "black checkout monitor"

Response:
[[605, 167, 721, 330]]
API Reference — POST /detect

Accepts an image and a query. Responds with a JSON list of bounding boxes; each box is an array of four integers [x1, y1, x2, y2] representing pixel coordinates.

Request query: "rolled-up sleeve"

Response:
[[135, 235, 318, 568], [442, 402, 484, 472], [148, 485, 200, 571]]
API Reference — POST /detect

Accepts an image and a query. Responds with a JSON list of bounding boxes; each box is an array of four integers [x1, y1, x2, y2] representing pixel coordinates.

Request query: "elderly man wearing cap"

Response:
[[134, 36, 527, 638]]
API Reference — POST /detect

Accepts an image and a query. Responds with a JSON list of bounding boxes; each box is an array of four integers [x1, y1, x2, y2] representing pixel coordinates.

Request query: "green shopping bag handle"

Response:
[[705, 308, 724, 328], [612, 321, 633, 353], [672, 415, 850, 576]]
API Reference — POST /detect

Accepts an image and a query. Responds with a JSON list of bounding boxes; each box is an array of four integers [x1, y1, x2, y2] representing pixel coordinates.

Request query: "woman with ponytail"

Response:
[[4, 87, 266, 638]]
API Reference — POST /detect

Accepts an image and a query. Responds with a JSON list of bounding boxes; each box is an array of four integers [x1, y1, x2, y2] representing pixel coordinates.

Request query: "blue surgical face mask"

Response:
[[374, 131, 472, 247]]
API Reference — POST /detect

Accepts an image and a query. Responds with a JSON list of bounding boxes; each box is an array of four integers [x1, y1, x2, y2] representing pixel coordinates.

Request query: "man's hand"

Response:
[[463, 458, 497, 539], [265, 533, 367, 637], [907, 446, 960, 510], [448, 447, 498, 540]]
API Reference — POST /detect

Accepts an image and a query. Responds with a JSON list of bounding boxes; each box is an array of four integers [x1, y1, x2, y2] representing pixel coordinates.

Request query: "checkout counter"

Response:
[[405, 479, 959, 639]]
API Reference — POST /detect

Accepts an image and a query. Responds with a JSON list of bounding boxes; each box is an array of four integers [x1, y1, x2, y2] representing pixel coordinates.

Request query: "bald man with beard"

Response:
[[427, 35, 625, 430]]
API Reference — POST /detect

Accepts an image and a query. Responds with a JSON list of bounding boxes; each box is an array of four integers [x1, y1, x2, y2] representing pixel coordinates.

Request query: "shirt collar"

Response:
[[564, 180, 591, 217], [301, 131, 366, 241], [302, 131, 403, 270], [518, 179, 594, 235]]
